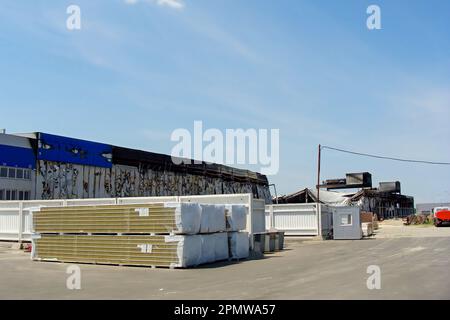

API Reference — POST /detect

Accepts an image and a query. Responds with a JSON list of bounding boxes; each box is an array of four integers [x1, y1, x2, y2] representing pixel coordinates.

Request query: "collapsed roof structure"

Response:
[[275, 174, 415, 219]]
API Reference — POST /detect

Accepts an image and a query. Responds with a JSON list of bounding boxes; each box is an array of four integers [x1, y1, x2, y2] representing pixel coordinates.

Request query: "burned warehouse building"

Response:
[[0, 132, 272, 203], [275, 172, 414, 219]]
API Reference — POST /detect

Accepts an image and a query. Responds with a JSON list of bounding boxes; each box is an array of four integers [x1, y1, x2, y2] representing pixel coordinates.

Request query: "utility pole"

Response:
[[317, 144, 321, 204], [316, 144, 322, 238]]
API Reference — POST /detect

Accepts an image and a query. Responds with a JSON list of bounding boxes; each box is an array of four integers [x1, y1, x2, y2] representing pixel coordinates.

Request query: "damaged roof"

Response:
[[276, 188, 354, 206]]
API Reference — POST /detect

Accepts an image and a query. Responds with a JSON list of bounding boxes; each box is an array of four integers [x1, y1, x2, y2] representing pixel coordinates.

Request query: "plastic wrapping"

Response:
[[165, 234, 202, 268], [164, 203, 202, 234], [214, 232, 229, 261], [228, 232, 249, 259], [362, 222, 373, 237], [225, 205, 247, 231], [30, 233, 41, 260], [199, 206, 210, 234], [166, 233, 229, 267], [200, 204, 226, 233], [199, 234, 216, 264]]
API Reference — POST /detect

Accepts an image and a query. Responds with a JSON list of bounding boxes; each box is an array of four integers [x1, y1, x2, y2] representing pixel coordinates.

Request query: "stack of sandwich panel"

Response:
[[33, 235, 180, 267], [33, 203, 203, 268], [225, 205, 250, 260], [197, 204, 229, 265], [33, 203, 202, 235], [362, 222, 374, 237], [32, 202, 250, 268]]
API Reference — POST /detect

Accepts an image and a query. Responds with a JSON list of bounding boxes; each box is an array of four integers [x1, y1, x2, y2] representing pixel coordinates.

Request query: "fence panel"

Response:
[[265, 204, 319, 236], [0, 194, 263, 246], [117, 196, 178, 205], [0, 208, 22, 241], [66, 198, 117, 206]]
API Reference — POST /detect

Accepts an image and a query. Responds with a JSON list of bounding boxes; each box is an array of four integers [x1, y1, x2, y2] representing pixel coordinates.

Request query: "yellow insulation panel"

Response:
[[33, 204, 178, 234], [33, 234, 179, 267]]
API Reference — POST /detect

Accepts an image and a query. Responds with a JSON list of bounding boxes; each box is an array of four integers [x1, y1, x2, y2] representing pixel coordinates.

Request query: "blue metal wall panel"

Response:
[[37, 133, 112, 168], [0, 144, 36, 169]]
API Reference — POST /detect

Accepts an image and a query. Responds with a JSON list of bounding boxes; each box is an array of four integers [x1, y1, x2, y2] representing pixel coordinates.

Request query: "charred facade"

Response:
[[1, 132, 271, 203]]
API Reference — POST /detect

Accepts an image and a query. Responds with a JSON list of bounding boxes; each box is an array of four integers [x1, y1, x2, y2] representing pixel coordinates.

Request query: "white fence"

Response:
[[265, 203, 332, 236], [0, 194, 265, 248]]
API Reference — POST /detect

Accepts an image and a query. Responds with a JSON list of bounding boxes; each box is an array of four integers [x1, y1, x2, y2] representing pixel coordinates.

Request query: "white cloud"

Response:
[[124, 0, 185, 10], [409, 89, 450, 116], [392, 86, 450, 124], [157, 0, 184, 9]]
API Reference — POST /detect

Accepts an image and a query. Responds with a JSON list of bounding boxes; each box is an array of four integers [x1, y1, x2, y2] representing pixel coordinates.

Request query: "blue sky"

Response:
[[1, 0, 449, 203]]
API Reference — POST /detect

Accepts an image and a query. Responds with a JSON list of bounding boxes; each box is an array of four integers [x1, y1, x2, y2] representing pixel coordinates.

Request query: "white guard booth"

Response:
[[332, 206, 361, 240]]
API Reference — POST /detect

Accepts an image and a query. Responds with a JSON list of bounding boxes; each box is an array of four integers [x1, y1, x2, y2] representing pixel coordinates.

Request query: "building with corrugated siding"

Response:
[[0, 133, 35, 200], [0, 132, 271, 203]]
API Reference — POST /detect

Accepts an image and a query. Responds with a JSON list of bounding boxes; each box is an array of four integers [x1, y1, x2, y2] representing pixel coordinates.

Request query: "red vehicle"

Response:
[[432, 207, 450, 227]]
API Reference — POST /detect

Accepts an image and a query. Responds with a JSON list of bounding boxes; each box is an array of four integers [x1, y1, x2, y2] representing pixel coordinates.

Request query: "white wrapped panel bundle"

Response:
[[199, 207, 210, 234], [166, 234, 229, 267], [214, 232, 229, 261], [199, 234, 216, 264], [225, 205, 247, 231], [165, 235, 202, 268], [228, 232, 249, 259], [199, 233, 229, 263], [164, 203, 202, 234], [200, 204, 226, 233], [362, 222, 373, 237]]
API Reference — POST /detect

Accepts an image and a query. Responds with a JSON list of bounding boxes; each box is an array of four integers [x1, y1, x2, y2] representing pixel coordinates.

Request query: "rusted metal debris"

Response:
[[403, 214, 432, 225]]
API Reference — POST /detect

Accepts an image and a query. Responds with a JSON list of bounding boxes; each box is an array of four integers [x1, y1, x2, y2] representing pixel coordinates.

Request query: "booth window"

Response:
[[340, 214, 353, 226]]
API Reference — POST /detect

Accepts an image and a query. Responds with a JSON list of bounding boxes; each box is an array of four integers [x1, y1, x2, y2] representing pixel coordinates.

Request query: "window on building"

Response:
[[16, 168, 24, 179], [340, 214, 353, 226], [0, 189, 4, 200], [8, 168, 16, 179], [24, 169, 31, 180], [18, 191, 24, 200], [5, 190, 11, 200], [24, 191, 30, 200], [11, 190, 17, 200], [0, 167, 7, 178]]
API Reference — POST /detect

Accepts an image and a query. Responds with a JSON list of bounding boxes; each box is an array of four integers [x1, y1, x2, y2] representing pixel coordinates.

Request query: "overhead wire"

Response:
[[321, 145, 450, 166]]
